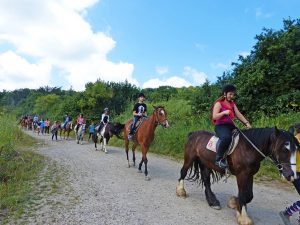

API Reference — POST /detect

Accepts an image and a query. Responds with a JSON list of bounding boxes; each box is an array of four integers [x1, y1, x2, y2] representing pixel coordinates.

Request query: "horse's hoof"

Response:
[[137, 169, 142, 173], [210, 205, 221, 210], [228, 196, 238, 209], [176, 185, 187, 198], [144, 176, 151, 181]]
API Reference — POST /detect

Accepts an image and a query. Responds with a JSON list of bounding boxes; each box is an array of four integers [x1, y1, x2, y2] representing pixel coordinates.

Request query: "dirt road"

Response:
[[14, 131, 298, 225]]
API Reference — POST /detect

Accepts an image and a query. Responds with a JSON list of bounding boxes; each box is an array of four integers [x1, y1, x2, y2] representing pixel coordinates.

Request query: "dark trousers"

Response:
[[129, 116, 141, 134], [45, 126, 50, 134], [88, 132, 94, 140], [52, 131, 58, 140], [214, 124, 236, 157]]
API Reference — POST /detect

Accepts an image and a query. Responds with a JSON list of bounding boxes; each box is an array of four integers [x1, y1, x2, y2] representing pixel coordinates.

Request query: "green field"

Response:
[[0, 111, 44, 222]]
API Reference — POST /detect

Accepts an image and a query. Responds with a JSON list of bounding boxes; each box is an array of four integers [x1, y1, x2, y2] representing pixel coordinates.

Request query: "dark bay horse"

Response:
[[93, 123, 124, 153], [59, 121, 73, 140], [124, 106, 169, 180], [176, 127, 299, 225]]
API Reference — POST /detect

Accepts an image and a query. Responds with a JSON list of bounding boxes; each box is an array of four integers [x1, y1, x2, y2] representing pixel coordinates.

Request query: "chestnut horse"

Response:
[[124, 106, 169, 180], [176, 127, 299, 225]]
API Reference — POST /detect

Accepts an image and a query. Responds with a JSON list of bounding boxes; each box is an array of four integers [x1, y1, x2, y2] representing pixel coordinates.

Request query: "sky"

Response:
[[0, 0, 299, 91]]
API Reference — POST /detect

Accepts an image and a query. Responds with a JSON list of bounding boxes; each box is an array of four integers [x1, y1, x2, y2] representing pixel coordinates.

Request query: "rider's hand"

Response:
[[223, 110, 231, 116], [138, 113, 142, 116], [245, 122, 252, 129]]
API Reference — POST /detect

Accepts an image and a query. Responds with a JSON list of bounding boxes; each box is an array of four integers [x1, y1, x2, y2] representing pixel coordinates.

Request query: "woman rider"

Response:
[[212, 84, 252, 169]]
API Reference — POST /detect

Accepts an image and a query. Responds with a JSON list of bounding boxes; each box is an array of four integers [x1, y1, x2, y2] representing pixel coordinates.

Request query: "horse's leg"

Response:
[[94, 134, 98, 150], [131, 142, 138, 167], [233, 173, 254, 225], [140, 144, 150, 181], [200, 164, 221, 210], [176, 152, 195, 198], [125, 138, 130, 168], [103, 137, 107, 153]]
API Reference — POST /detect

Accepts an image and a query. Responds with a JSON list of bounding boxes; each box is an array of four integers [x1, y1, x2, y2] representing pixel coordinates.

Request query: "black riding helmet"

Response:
[[222, 84, 236, 94], [138, 93, 145, 98]]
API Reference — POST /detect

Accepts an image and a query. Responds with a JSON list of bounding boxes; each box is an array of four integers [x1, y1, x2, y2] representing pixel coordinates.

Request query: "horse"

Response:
[[59, 121, 73, 140], [19, 118, 27, 129], [124, 106, 170, 180], [93, 122, 125, 153], [75, 123, 86, 145], [175, 127, 299, 225], [26, 117, 33, 130]]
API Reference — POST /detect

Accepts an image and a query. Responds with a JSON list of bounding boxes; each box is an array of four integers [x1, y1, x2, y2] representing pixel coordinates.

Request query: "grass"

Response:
[[110, 99, 300, 181], [0, 111, 45, 223]]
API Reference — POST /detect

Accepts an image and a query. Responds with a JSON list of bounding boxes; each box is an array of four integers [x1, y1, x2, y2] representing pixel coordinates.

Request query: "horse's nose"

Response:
[[165, 120, 170, 128]]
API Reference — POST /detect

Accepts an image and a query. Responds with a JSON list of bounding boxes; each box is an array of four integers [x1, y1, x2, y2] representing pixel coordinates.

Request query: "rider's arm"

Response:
[[234, 105, 251, 128], [212, 102, 229, 120]]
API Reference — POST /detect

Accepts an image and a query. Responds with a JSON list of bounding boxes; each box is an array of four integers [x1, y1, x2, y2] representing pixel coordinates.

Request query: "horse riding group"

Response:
[[19, 86, 299, 225]]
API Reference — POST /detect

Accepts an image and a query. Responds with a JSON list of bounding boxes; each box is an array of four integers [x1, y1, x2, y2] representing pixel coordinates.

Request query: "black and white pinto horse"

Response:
[[75, 123, 86, 145], [93, 123, 124, 153]]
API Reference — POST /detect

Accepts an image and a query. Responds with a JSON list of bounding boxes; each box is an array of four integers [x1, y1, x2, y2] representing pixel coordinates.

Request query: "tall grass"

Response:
[[0, 110, 44, 221], [110, 99, 300, 180]]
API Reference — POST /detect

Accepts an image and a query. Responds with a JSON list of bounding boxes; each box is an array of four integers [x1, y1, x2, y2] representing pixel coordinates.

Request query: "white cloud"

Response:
[[239, 51, 250, 58], [155, 66, 169, 75], [210, 62, 230, 70], [183, 66, 207, 85], [0, 0, 137, 91], [143, 76, 191, 89], [255, 8, 273, 18], [0, 51, 51, 90]]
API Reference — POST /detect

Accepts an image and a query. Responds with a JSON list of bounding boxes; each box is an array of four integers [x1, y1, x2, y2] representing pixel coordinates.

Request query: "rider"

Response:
[[212, 84, 251, 169], [76, 113, 85, 133], [98, 108, 110, 134], [33, 114, 39, 125], [128, 93, 147, 140], [279, 122, 300, 225], [62, 113, 70, 129]]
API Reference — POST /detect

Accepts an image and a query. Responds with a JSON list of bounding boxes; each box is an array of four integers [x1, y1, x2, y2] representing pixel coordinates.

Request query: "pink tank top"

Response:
[[214, 100, 235, 125]]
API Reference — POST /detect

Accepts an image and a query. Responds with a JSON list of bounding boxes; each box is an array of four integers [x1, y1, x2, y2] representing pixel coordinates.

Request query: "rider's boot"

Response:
[[215, 144, 228, 169]]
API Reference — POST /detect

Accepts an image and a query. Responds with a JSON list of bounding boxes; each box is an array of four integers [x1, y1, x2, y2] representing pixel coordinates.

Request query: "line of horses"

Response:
[[19, 106, 299, 225]]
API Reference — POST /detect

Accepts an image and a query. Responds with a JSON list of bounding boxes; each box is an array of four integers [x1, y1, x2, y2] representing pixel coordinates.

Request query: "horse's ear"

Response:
[[274, 126, 280, 136], [288, 126, 295, 135]]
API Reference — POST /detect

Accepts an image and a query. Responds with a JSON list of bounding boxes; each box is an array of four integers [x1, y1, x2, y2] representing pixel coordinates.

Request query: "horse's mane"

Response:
[[242, 128, 275, 150]]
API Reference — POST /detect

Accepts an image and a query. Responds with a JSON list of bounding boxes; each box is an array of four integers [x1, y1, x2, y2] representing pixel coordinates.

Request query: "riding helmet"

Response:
[[138, 93, 145, 98], [104, 108, 109, 112], [222, 84, 236, 94]]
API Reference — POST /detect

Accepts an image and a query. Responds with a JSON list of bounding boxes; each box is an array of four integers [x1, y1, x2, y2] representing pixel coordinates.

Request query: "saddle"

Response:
[[129, 117, 147, 134], [206, 130, 240, 156]]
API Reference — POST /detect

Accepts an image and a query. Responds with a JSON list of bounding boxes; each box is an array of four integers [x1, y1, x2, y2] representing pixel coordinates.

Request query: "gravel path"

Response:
[[14, 131, 299, 225]]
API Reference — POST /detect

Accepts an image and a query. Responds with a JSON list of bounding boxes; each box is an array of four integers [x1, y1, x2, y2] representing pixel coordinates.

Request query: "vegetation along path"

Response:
[[13, 131, 298, 225]]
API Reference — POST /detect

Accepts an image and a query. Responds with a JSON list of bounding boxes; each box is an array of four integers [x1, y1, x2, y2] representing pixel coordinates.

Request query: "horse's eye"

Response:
[[284, 142, 291, 151]]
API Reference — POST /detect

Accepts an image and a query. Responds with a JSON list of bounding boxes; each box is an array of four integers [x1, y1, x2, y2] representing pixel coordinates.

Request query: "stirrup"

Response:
[[215, 159, 228, 169]]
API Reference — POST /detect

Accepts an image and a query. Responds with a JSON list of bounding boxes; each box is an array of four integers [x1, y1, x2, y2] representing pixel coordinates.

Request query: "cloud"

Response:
[[210, 63, 230, 70], [239, 51, 250, 58], [0, 51, 51, 90], [155, 66, 169, 75], [183, 66, 207, 85], [0, 0, 137, 91], [255, 8, 273, 18], [143, 76, 191, 89]]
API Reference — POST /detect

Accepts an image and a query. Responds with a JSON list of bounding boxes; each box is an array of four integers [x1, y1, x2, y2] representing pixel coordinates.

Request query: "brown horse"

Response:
[[124, 106, 169, 180], [59, 121, 73, 140], [176, 127, 299, 225]]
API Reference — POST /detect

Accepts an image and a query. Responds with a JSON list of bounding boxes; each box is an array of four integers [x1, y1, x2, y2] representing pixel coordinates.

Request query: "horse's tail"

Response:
[[113, 123, 125, 139], [186, 158, 223, 186]]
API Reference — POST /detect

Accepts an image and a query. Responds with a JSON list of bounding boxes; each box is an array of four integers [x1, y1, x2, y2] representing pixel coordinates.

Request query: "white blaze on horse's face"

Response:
[[284, 141, 291, 151]]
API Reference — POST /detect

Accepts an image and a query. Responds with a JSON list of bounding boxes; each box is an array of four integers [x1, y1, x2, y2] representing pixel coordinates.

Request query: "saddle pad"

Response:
[[206, 132, 240, 155]]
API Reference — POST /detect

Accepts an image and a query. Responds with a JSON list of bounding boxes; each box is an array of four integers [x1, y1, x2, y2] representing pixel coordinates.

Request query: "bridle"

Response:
[[154, 108, 168, 127]]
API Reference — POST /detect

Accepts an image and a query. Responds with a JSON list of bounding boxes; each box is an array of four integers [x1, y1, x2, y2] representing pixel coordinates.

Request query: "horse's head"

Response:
[[153, 106, 170, 128], [271, 126, 299, 181], [112, 123, 125, 137]]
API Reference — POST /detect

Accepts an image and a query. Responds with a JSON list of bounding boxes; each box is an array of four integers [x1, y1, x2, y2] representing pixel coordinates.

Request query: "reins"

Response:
[[230, 118, 286, 170]]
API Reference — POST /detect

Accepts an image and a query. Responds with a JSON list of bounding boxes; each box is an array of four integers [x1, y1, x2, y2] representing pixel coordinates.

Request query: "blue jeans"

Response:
[[129, 116, 141, 135], [215, 124, 236, 155]]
